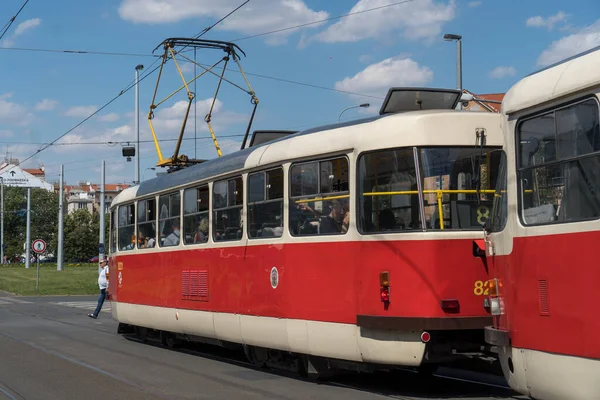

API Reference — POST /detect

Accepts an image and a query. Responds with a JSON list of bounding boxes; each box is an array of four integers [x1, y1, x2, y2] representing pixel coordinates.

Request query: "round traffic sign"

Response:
[[32, 239, 46, 254]]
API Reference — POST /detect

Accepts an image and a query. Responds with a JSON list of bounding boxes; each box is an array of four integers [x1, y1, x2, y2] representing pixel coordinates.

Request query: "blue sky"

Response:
[[0, 0, 599, 185]]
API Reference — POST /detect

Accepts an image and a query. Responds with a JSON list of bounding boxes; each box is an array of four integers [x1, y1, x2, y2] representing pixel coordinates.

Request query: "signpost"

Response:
[[32, 239, 46, 292]]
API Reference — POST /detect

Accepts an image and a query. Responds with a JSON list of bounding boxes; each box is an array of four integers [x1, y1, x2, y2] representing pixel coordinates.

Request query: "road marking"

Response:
[[0, 297, 33, 304], [51, 301, 111, 313]]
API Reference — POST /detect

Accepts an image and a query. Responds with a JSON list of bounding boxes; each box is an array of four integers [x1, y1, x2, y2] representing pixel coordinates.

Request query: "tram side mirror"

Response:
[[473, 239, 486, 258]]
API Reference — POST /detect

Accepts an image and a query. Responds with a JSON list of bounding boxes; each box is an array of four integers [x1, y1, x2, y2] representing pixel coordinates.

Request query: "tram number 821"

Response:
[[473, 280, 489, 296]]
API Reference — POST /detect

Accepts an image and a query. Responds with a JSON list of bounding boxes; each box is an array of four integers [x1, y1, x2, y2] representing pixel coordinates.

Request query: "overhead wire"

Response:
[[0, 46, 160, 57], [231, 0, 417, 42], [8, 61, 164, 170], [0, 0, 30, 42], [8, 0, 407, 168]]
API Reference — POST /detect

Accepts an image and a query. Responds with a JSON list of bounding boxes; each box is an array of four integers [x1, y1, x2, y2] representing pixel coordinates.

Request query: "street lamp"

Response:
[[339, 103, 370, 122], [134, 64, 144, 185], [443, 34, 462, 93]]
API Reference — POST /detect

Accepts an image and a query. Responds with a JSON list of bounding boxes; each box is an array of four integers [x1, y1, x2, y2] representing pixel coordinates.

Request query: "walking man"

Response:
[[88, 258, 109, 319]]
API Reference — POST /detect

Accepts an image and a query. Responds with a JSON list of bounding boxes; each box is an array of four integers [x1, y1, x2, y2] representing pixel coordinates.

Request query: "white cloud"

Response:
[[34, 99, 58, 111], [359, 54, 373, 64], [118, 0, 328, 45], [0, 93, 34, 126], [468, 1, 481, 7], [537, 19, 600, 66], [334, 56, 433, 102], [64, 106, 98, 118], [1, 18, 41, 47], [97, 113, 120, 122], [489, 66, 516, 79], [313, 0, 455, 45], [0, 130, 14, 138], [14, 18, 41, 36], [526, 12, 568, 31]]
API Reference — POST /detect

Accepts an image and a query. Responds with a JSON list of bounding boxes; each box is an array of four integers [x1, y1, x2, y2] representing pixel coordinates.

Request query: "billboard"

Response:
[[0, 164, 53, 191]]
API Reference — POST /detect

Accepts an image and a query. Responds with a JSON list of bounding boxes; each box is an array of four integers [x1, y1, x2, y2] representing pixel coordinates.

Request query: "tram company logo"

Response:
[[270, 267, 279, 289]]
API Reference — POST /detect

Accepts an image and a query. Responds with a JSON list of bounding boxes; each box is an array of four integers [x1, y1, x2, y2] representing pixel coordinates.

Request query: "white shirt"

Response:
[[98, 266, 108, 289]]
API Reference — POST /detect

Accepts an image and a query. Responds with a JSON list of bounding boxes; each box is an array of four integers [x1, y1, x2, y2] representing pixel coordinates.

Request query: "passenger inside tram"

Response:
[[193, 217, 209, 243]]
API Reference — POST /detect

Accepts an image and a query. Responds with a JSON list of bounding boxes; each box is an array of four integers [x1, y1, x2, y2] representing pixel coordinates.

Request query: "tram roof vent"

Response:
[[241, 130, 298, 150], [379, 87, 462, 115]]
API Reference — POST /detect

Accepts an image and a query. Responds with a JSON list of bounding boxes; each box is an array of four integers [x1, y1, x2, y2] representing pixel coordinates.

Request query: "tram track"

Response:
[[122, 332, 516, 399]]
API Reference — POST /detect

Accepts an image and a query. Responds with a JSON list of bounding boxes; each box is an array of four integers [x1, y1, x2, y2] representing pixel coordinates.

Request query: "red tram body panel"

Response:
[[110, 239, 490, 323]]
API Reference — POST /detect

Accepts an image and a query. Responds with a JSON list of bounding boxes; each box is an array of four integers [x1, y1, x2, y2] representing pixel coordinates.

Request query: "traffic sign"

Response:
[[32, 239, 46, 254]]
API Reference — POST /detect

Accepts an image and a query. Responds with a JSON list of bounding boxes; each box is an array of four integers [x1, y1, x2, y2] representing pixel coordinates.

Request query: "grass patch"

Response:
[[0, 263, 99, 296]]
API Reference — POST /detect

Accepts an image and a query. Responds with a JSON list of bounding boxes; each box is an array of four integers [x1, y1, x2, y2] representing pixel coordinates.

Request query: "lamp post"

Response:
[[339, 103, 370, 122], [443, 34, 462, 95], [134, 64, 144, 185]]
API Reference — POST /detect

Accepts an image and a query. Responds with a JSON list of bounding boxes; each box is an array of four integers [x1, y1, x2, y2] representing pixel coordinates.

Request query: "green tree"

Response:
[[2, 187, 59, 261], [63, 209, 97, 261]]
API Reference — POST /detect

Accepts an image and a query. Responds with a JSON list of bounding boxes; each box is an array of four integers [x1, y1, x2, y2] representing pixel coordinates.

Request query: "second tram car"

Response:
[[484, 46, 600, 399], [108, 88, 503, 375]]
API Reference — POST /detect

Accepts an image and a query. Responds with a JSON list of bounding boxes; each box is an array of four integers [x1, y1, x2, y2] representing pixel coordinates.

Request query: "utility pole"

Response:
[[25, 187, 31, 269], [99, 160, 105, 274], [57, 164, 64, 271], [134, 64, 144, 184]]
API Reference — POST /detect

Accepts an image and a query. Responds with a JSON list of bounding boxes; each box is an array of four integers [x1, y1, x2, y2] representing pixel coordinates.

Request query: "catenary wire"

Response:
[[0, 0, 30, 42]]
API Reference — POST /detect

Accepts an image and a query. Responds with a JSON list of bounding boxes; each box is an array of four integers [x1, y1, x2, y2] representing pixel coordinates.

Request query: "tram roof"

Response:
[[502, 45, 600, 115], [118, 109, 501, 202]]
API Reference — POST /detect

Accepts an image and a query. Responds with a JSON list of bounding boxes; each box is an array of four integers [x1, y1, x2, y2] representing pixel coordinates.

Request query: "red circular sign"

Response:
[[32, 239, 46, 254]]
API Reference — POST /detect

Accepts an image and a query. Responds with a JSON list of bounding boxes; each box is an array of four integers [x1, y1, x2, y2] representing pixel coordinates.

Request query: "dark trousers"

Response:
[[93, 288, 106, 317]]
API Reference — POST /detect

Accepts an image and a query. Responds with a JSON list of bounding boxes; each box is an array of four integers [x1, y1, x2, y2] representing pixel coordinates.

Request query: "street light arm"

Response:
[[338, 103, 370, 122]]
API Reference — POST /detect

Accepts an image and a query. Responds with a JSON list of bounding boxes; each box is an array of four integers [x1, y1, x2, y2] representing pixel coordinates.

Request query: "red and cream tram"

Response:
[[484, 46, 600, 399], [108, 88, 503, 375]]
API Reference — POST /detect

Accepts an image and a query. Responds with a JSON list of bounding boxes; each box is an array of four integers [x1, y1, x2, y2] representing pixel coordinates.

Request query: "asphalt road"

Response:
[[0, 293, 526, 400]]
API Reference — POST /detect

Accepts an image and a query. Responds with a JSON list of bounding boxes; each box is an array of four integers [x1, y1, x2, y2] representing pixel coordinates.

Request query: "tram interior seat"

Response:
[[256, 223, 283, 237]]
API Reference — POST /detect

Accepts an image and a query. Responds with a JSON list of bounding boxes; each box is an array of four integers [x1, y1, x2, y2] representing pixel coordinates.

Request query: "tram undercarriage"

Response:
[[116, 322, 499, 379]]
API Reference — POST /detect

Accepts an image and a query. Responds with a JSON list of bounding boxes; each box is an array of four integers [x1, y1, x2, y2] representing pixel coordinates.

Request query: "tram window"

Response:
[[290, 157, 349, 236], [158, 192, 181, 247], [118, 203, 135, 251], [110, 208, 117, 253], [213, 177, 243, 241], [137, 198, 156, 249], [183, 185, 209, 244], [490, 151, 508, 232], [248, 168, 284, 239], [517, 98, 600, 225], [419, 147, 502, 230], [358, 148, 421, 233]]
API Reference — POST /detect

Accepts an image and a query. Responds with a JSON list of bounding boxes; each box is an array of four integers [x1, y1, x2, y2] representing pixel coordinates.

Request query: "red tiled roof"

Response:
[[24, 168, 45, 176], [475, 93, 504, 112], [62, 183, 130, 193]]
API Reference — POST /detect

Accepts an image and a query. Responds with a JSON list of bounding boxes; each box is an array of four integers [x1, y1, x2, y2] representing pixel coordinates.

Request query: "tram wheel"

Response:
[[160, 331, 178, 348], [136, 327, 149, 343], [244, 345, 269, 368]]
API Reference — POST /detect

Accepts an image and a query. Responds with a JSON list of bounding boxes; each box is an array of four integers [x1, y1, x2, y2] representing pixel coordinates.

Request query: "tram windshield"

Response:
[[358, 146, 503, 232]]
